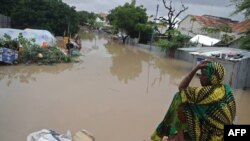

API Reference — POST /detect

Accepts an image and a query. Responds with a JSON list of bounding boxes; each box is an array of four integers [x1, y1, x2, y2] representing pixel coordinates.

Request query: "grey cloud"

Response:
[[177, 0, 232, 7], [62, 0, 244, 21]]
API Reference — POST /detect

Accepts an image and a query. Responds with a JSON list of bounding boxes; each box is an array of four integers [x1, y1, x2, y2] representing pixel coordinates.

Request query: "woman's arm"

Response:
[[178, 67, 198, 91]]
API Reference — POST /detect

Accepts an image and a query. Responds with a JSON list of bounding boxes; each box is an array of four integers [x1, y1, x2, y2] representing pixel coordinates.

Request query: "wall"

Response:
[[175, 49, 194, 62], [191, 55, 250, 89], [133, 43, 250, 89], [233, 59, 250, 89], [178, 15, 204, 37], [137, 43, 165, 56], [178, 15, 221, 39]]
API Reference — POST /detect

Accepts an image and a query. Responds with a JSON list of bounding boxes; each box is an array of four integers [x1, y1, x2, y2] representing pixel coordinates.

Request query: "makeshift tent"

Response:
[[0, 28, 57, 47], [0, 28, 23, 39], [24, 28, 56, 47], [189, 34, 220, 46]]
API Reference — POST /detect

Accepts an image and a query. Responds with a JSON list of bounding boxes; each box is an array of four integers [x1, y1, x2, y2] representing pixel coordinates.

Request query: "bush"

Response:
[[0, 34, 78, 64], [239, 32, 250, 50], [158, 30, 190, 53], [18, 46, 72, 64]]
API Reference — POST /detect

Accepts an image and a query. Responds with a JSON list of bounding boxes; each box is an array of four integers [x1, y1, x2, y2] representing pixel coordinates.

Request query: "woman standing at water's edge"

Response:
[[151, 60, 236, 141]]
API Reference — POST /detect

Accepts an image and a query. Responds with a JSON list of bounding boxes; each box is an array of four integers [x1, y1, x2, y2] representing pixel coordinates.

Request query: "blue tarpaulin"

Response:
[[0, 47, 18, 64]]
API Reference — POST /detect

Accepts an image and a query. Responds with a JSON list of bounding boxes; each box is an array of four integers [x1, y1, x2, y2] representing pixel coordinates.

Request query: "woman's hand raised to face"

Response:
[[195, 60, 210, 70]]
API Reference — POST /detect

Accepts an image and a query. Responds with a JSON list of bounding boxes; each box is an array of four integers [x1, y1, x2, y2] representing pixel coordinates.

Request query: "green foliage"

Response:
[[239, 32, 250, 50], [10, 0, 79, 36], [0, 34, 75, 64], [0, 0, 20, 16], [231, 0, 250, 18], [189, 16, 197, 33], [77, 11, 97, 26], [136, 23, 152, 44], [107, 2, 148, 38], [201, 27, 220, 34], [201, 24, 233, 44], [220, 25, 233, 44], [221, 25, 232, 33], [0, 34, 19, 50], [221, 34, 234, 44], [94, 22, 104, 29], [158, 30, 190, 53], [231, 0, 250, 50]]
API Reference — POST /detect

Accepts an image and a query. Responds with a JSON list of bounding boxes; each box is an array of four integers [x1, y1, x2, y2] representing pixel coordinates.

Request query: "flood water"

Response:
[[0, 32, 249, 141]]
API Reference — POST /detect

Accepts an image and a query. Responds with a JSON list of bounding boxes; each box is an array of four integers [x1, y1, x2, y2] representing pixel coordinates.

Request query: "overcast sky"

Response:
[[62, 0, 244, 21]]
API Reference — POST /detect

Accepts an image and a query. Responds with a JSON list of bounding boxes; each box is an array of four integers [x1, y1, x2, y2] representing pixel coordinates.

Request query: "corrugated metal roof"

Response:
[[179, 47, 250, 61], [232, 19, 250, 33], [193, 15, 238, 29]]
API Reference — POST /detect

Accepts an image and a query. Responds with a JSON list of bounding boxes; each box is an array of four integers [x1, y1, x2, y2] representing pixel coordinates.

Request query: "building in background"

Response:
[[178, 15, 238, 39], [228, 19, 250, 48]]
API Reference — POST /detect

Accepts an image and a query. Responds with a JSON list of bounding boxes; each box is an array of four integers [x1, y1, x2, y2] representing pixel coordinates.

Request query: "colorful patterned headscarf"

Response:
[[203, 62, 225, 85], [181, 62, 228, 105]]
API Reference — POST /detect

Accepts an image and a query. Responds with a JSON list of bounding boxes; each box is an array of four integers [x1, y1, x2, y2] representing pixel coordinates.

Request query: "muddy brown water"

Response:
[[0, 33, 249, 141]]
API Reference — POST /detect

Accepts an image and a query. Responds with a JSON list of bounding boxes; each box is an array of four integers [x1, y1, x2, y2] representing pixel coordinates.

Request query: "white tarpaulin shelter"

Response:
[[0, 28, 56, 47], [0, 28, 23, 39], [190, 34, 220, 46]]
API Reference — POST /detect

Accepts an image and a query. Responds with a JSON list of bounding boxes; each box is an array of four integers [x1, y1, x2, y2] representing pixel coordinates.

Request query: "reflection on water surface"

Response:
[[0, 33, 249, 141]]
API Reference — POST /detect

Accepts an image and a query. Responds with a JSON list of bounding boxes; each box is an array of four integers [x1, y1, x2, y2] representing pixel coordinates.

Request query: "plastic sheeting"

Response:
[[0, 47, 18, 64], [27, 129, 72, 141], [0, 28, 57, 47], [27, 129, 95, 141]]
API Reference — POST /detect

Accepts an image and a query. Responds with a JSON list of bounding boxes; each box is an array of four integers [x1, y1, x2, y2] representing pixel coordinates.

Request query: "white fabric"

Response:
[[27, 129, 72, 141], [0, 28, 56, 47], [24, 28, 57, 46], [190, 34, 220, 46]]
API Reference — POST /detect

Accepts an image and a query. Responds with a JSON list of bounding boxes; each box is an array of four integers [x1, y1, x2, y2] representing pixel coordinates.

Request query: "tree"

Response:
[[159, 0, 188, 40], [239, 30, 250, 49], [11, 0, 79, 36], [107, 2, 148, 44], [0, 0, 21, 16], [155, 0, 188, 57], [221, 25, 233, 44], [232, 0, 250, 18], [77, 11, 97, 26], [231, 0, 250, 49], [201, 27, 220, 35], [158, 29, 190, 57], [136, 23, 152, 44]]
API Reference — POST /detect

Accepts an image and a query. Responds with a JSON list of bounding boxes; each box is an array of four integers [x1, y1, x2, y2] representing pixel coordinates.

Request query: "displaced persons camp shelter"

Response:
[[0, 28, 57, 47]]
